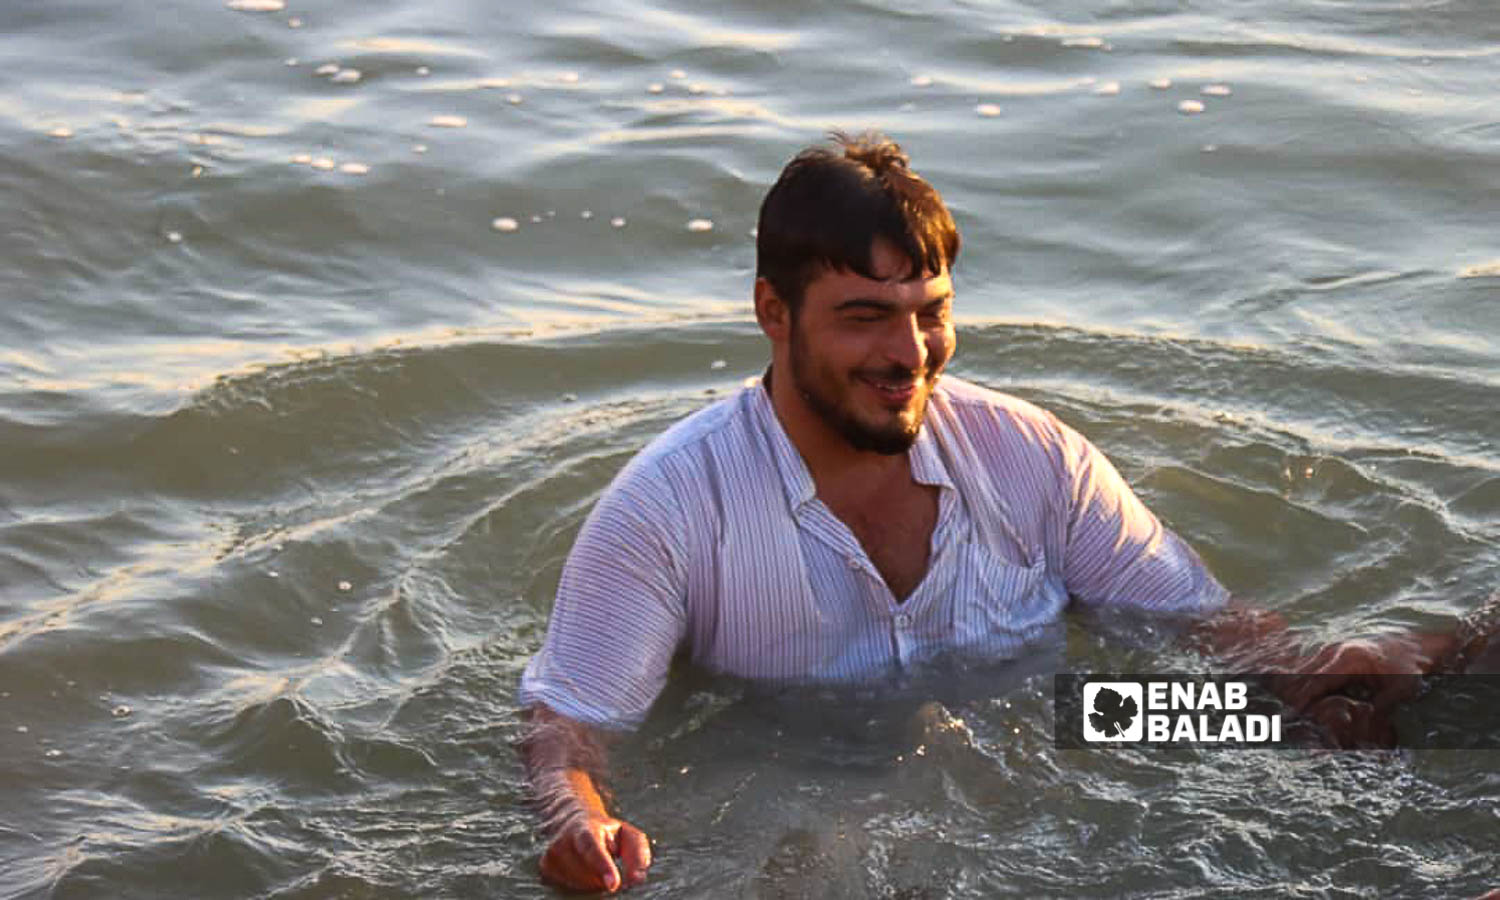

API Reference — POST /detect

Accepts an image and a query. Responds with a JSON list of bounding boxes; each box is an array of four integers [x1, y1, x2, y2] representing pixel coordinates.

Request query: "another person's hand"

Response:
[[540, 812, 651, 893]]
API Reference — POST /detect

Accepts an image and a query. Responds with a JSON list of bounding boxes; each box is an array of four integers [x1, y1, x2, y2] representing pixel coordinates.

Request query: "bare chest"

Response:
[[826, 485, 940, 601]]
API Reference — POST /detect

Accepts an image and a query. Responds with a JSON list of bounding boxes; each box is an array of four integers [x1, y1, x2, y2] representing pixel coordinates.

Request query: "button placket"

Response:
[[892, 612, 913, 664]]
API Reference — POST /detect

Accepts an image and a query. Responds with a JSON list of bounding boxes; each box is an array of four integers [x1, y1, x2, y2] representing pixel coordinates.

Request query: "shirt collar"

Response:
[[747, 371, 956, 513], [748, 374, 818, 511], [908, 416, 956, 493]]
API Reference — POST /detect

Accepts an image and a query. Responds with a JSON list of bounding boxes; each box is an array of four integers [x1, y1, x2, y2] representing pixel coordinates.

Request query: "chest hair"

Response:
[[831, 484, 939, 601]]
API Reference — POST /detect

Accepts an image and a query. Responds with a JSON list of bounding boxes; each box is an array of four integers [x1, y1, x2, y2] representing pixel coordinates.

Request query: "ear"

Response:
[[754, 277, 791, 343]]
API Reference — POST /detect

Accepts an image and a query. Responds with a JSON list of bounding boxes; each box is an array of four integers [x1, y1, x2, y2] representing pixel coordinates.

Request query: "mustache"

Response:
[[853, 365, 938, 383]]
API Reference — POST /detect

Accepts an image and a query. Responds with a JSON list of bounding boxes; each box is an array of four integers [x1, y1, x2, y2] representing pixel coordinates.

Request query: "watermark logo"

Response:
[[1058, 674, 1500, 750], [1060, 676, 1283, 748], [1082, 682, 1142, 741]]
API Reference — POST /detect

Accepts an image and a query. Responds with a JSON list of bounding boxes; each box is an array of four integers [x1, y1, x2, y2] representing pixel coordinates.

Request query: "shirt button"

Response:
[[895, 613, 912, 628]]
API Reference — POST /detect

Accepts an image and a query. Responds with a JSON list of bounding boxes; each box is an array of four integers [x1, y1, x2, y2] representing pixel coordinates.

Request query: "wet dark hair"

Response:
[[755, 131, 960, 315]]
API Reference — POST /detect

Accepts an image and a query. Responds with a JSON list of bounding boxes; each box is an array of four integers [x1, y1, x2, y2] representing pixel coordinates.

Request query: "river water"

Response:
[[3, 0, 1498, 896]]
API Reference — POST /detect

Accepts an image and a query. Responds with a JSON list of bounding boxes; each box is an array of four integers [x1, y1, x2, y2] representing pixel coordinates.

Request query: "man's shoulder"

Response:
[[617, 385, 757, 483], [936, 375, 1063, 436]]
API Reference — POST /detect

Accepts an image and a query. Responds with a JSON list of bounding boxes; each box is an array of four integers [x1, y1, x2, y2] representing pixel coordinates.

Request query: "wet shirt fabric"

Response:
[[519, 375, 1229, 729]]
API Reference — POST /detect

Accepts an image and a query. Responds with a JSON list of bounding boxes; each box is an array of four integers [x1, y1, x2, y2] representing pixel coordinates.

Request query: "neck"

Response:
[[763, 363, 909, 491]]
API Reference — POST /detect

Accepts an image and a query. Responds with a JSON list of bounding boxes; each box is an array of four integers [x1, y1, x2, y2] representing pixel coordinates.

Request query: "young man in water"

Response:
[[516, 132, 1478, 893]]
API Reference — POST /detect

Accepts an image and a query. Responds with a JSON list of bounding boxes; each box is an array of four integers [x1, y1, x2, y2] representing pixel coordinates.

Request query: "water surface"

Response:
[[2, 0, 1498, 896]]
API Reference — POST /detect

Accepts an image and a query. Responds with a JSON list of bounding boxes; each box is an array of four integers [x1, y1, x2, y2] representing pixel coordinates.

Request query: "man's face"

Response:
[[785, 240, 956, 455]]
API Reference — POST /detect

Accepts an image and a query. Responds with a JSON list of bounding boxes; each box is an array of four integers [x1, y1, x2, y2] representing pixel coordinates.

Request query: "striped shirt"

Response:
[[519, 374, 1228, 729]]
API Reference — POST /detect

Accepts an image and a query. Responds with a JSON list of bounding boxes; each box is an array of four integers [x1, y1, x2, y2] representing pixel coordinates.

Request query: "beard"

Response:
[[786, 324, 940, 456]]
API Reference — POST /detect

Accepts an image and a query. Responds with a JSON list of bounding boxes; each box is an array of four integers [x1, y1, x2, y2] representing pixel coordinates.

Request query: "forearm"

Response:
[[1185, 598, 1464, 674], [1179, 594, 1494, 748], [1182, 600, 1298, 670], [519, 704, 652, 891], [519, 704, 613, 835]]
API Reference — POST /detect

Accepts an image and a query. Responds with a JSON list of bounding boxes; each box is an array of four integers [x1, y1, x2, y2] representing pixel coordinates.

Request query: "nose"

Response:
[[883, 313, 928, 373]]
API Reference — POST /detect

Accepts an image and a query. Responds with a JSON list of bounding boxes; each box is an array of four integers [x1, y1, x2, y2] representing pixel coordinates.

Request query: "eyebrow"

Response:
[[833, 292, 954, 313]]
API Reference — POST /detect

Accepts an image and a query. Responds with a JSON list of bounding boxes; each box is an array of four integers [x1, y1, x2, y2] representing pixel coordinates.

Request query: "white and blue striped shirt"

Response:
[[519, 375, 1228, 729]]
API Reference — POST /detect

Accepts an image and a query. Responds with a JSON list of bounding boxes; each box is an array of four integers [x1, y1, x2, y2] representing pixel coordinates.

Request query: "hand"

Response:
[[1301, 694, 1397, 749], [1272, 636, 1430, 717], [540, 813, 651, 893]]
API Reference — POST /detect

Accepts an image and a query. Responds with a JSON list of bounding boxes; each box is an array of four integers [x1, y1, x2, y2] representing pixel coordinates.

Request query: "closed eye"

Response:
[[838, 301, 894, 323], [920, 302, 951, 323]]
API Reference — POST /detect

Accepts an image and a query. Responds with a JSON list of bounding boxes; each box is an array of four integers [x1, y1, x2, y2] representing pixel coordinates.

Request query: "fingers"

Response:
[[1371, 673, 1422, 714], [1274, 671, 1352, 714], [1304, 695, 1396, 748], [537, 818, 653, 893], [577, 825, 623, 892], [539, 823, 623, 893], [1274, 640, 1415, 713], [616, 823, 653, 886], [1270, 643, 1344, 712]]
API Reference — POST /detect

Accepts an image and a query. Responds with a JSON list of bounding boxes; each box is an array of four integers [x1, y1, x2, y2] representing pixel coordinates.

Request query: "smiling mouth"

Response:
[[858, 374, 919, 406]]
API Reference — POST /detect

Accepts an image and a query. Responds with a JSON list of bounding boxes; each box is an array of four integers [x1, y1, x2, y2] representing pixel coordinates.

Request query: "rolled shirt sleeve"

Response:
[[518, 459, 689, 730], [1051, 413, 1229, 614]]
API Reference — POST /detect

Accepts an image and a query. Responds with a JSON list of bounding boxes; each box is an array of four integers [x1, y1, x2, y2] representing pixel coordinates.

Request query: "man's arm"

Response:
[[1180, 597, 1500, 748], [516, 458, 689, 889], [518, 704, 650, 893], [1042, 409, 1480, 734], [1184, 600, 1459, 704], [1188, 594, 1494, 720]]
